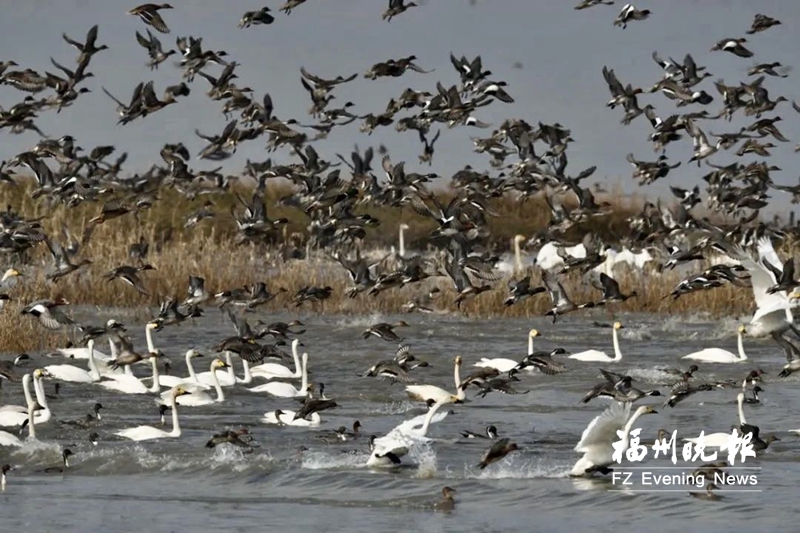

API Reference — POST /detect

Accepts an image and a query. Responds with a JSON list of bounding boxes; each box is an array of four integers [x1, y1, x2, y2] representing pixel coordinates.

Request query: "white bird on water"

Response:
[[571, 402, 657, 477]]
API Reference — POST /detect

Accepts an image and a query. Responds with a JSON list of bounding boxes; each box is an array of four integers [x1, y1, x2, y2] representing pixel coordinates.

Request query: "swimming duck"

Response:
[[689, 484, 721, 501], [59, 402, 103, 429], [433, 486, 456, 511], [743, 385, 763, 404], [42, 449, 73, 474], [316, 421, 362, 443], [461, 425, 498, 439]]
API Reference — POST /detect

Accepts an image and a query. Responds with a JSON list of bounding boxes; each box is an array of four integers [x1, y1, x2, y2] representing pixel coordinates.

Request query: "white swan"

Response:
[[685, 392, 747, 446], [536, 241, 587, 272], [249, 353, 309, 397], [261, 408, 321, 427], [115, 387, 190, 441], [0, 371, 51, 427], [56, 320, 122, 361], [682, 325, 748, 363], [98, 352, 161, 394], [367, 396, 457, 467], [196, 352, 252, 387], [398, 223, 409, 258], [729, 237, 800, 337], [474, 329, 538, 372], [106, 321, 160, 377], [44, 339, 102, 383], [569, 322, 623, 362], [571, 402, 658, 477], [0, 429, 22, 447], [250, 339, 302, 380], [57, 343, 111, 362], [90, 338, 126, 377], [32, 369, 52, 424], [494, 235, 529, 275], [160, 359, 228, 407], [24, 399, 39, 440], [406, 356, 465, 403], [0, 368, 50, 415], [157, 349, 211, 391]]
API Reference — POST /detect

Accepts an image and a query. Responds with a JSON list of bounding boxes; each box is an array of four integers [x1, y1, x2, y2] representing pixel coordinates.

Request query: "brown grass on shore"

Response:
[[0, 181, 760, 353]]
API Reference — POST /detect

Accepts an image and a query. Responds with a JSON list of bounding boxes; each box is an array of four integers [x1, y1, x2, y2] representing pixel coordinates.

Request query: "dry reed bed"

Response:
[[0, 181, 758, 352]]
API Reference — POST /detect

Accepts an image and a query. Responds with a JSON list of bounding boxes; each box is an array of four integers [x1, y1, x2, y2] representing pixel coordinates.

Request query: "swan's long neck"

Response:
[[211, 363, 225, 402], [87, 342, 100, 381], [514, 238, 522, 275], [737, 394, 747, 426], [291, 340, 301, 377], [399, 226, 406, 258], [186, 352, 199, 381], [32, 374, 47, 410], [27, 402, 36, 439], [612, 328, 622, 362], [169, 395, 181, 437], [240, 360, 252, 384], [22, 374, 34, 407], [454, 361, 464, 400], [419, 401, 445, 436], [148, 357, 160, 393], [145, 325, 155, 353], [737, 330, 747, 361], [528, 335, 534, 356], [300, 354, 309, 391]]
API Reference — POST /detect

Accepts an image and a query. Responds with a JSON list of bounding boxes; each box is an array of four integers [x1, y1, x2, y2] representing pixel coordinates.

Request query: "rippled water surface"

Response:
[[2, 311, 797, 533]]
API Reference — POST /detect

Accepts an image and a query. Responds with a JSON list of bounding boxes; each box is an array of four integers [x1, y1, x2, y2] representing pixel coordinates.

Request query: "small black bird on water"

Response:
[[433, 486, 456, 511]]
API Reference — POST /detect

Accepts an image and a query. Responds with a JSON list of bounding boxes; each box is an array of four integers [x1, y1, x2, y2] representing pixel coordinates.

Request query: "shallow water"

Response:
[[1, 310, 797, 533]]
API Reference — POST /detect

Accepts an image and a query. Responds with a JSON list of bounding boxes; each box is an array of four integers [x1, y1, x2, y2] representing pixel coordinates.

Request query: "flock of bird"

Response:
[[2, 1, 800, 509]]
